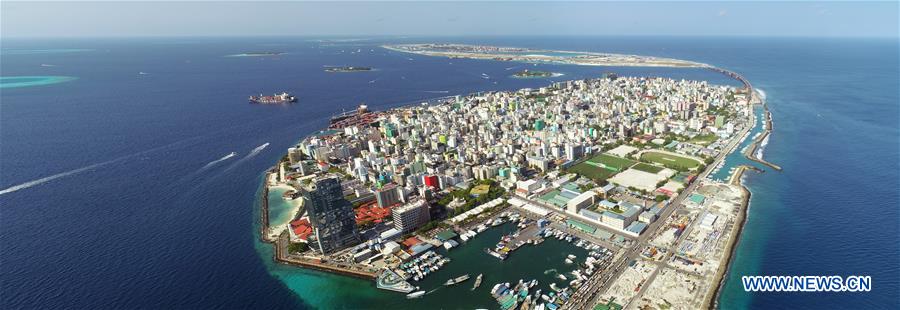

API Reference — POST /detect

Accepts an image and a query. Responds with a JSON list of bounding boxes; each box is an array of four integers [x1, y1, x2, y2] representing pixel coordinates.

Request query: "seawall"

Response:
[[703, 166, 754, 309]]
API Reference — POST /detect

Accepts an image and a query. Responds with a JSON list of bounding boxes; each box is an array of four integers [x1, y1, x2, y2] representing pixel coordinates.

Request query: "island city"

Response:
[[258, 44, 774, 310]]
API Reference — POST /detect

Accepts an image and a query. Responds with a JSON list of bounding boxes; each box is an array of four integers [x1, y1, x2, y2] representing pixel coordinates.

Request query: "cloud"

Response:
[[717, 9, 728, 17]]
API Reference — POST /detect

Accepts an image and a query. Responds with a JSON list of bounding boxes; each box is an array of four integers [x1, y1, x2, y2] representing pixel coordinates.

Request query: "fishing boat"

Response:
[[471, 274, 483, 290], [406, 291, 425, 299]]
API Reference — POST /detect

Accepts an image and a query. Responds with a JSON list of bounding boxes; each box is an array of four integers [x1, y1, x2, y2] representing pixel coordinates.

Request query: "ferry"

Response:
[[406, 291, 425, 299], [444, 274, 470, 286], [249, 92, 296, 104]]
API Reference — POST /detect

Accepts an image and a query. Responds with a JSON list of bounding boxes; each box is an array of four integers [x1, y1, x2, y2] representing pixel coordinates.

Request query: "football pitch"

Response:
[[640, 151, 701, 171]]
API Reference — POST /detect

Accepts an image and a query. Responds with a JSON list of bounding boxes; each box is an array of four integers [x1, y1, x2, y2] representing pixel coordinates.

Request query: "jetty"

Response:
[[744, 101, 782, 171]]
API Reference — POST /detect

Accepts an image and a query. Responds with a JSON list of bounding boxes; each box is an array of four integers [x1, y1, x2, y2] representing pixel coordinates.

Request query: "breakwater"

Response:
[[274, 232, 377, 280], [744, 103, 781, 171], [259, 174, 272, 243]]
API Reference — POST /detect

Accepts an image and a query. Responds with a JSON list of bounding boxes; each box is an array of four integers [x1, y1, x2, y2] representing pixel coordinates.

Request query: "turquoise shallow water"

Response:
[[0, 76, 76, 88]]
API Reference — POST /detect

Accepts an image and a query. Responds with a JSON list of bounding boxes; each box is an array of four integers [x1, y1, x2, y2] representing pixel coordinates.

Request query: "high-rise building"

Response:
[[392, 199, 431, 233], [303, 175, 360, 254], [423, 175, 440, 189], [375, 183, 401, 208]]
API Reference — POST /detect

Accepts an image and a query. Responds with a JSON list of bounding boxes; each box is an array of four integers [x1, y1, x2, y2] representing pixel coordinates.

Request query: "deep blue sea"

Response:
[[1, 36, 897, 309]]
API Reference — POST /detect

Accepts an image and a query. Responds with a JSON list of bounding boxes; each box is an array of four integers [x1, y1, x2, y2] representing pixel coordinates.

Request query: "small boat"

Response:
[[557, 274, 567, 281], [471, 274, 483, 291], [406, 291, 425, 299], [444, 274, 470, 286], [564, 258, 573, 264]]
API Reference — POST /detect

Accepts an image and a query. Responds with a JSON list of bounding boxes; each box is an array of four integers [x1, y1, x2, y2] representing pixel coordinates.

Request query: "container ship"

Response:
[[249, 92, 296, 104]]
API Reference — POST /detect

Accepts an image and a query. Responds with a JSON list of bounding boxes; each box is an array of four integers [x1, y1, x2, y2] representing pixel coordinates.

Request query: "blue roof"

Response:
[[559, 191, 579, 199], [620, 205, 640, 218], [602, 211, 625, 220], [579, 209, 603, 221], [626, 222, 648, 234]]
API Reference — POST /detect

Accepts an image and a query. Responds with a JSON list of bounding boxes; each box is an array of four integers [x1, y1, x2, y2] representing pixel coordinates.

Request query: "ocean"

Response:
[[1, 36, 897, 309]]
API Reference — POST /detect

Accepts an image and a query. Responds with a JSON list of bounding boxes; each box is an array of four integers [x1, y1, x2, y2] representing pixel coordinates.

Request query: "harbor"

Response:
[[370, 217, 604, 309]]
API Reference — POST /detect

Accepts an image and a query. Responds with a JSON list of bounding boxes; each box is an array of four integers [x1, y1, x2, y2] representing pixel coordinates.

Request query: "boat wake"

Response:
[[220, 143, 270, 172], [422, 90, 449, 94], [201, 152, 236, 169], [543, 269, 558, 275], [243, 143, 270, 160], [0, 162, 108, 195], [0, 136, 204, 196]]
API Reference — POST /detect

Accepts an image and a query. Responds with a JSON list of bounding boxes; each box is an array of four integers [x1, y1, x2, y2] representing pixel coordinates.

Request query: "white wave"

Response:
[[756, 135, 770, 159], [755, 88, 766, 100], [202, 152, 236, 169], [0, 162, 108, 195], [244, 143, 270, 159], [0, 137, 203, 196]]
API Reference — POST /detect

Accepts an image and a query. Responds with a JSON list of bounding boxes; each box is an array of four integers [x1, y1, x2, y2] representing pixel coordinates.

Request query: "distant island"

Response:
[[226, 52, 285, 57], [511, 69, 562, 78], [383, 43, 709, 68], [324, 66, 373, 73]]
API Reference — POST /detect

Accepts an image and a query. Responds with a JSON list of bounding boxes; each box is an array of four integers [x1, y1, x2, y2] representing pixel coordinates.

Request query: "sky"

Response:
[[1, 1, 898, 38]]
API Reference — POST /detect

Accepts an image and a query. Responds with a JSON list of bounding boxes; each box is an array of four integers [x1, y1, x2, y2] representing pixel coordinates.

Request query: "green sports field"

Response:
[[569, 153, 636, 181], [631, 162, 664, 173], [640, 151, 701, 171], [586, 153, 636, 171]]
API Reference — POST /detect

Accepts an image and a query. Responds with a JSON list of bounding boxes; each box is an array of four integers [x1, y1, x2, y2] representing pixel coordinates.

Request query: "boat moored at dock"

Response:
[[444, 274, 471, 286]]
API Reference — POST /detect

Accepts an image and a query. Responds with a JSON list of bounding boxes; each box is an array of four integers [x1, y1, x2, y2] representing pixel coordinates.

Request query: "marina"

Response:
[[362, 209, 614, 309]]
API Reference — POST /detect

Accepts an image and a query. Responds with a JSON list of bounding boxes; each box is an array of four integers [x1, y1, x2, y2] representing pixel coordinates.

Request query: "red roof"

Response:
[[401, 236, 422, 248], [354, 201, 393, 224], [290, 218, 313, 240]]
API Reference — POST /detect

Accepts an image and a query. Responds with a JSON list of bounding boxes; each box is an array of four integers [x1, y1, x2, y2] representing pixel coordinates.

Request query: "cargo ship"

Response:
[[249, 92, 296, 104]]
